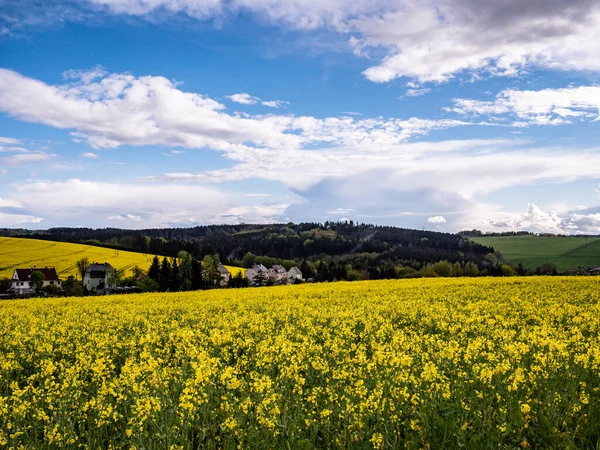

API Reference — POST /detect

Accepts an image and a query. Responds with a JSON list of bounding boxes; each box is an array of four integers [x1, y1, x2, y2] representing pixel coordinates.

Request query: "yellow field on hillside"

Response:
[[1, 277, 599, 448], [0, 237, 244, 279]]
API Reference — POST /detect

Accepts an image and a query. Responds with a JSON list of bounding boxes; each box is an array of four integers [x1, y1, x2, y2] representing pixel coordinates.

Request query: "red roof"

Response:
[[14, 268, 60, 281]]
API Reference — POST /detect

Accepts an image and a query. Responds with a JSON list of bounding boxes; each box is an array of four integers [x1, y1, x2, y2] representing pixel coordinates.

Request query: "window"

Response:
[[50, 281, 54, 285]]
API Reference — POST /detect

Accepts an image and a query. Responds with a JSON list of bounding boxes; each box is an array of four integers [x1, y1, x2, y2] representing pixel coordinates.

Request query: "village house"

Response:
[[245, 264, 269, 285], [217, 264, 231, 287], [11, 267, 61, 295], [268, 264, 288, 284], [84, 262, 116, 292], [287, 266, 304, 283]]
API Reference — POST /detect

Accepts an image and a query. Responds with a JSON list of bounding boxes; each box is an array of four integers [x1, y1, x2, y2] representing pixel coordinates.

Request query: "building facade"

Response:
[[84, 263, 116, 292], [11, 267, 61, 295]]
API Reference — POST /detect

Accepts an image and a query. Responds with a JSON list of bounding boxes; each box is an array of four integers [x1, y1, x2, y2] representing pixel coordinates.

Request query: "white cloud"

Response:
[[63, 65, 108, 84], [0, 213, 44, 226], [226, 93, 259, 105], [261, 100, 289, 108], [428, 215, 446, 224], [0, 152, 55, 166], [7, 178, 289, 228], [0, 137, 21, 145], [81, 152, 100, 159], [448, 85, 600, 125], [75, 0, 600, 85], [107, 213, 142, 221], [468, 203, 600, 234], [0, 68, 476, 156], [404, 88, 430, 97]]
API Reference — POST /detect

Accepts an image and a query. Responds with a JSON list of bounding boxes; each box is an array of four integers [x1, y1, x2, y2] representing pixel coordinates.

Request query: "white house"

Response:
[[217, 264, 231, 287], [287, 266, 303, 283], [245, 264, 269, 285], [84, 262, 116, 292], [11, 267, 61, 295], [268, 264, 288, 283]]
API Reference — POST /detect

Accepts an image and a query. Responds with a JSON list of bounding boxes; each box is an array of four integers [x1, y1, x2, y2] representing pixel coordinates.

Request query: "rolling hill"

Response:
[[469, 235, 600, 271], [0, 237, 243, 279]]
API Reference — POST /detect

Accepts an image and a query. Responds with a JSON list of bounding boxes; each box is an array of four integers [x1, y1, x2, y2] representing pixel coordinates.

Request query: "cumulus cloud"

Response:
[[448, 85, 600, 125], [428, 215, 446, 224], [54, 0, 600, 84], [226, 93, 260, 105], [226, 93, 289, 108], [81, 152, 100, 159], [0, 68, 476, 155], [467, 203, 600, 234]]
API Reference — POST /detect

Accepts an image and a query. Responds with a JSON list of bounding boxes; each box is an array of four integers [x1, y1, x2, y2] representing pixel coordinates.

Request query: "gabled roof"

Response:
[[253, 264, 268, 273], [272, 264, 286, 271], [86, 262, 114, 273], [288, 266, 302, 275], [217, 264, 230, 275], [14, 267, 60, 281]]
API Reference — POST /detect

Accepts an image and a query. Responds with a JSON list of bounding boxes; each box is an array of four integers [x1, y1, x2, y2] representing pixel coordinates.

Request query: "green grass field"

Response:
[[0, 237, 244, 279], [470, 235, 600, 271]]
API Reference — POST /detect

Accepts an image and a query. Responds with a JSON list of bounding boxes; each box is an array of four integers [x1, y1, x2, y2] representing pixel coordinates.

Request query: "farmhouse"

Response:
[[288, 266, 304, 283], [268, 264, 288, 283], [217, 264, 231, 287], [245, 264, 269, 285], [11, 267, 61, 295], [84, 262, 116, 292]]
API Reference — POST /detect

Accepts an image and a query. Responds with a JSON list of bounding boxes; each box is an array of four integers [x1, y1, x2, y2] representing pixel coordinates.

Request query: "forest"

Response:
[[0, 222, 502, 280]]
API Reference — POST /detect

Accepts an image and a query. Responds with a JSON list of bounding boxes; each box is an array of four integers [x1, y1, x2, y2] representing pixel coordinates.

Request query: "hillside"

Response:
[[0, 237, 244, 279], [0, 223, 495, 277], [469, 235, 600, 271]]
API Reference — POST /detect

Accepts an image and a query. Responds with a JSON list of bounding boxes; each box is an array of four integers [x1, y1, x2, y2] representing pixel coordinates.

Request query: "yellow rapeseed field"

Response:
[[1, 277, 599, 449], [0, 237, 244, 279]]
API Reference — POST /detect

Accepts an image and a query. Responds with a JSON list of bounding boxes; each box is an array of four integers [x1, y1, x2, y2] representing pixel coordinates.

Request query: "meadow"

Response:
[[469, 235, 600, 271], [1, 277, 599, 449], [0, 237, 243, 279]]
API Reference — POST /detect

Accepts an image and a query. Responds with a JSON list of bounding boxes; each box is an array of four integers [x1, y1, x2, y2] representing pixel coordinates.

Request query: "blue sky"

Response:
[[1, 0, 600, 233]]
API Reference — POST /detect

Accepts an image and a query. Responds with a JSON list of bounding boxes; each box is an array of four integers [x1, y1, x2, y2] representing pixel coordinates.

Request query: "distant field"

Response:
[[470, 235, 600, 270], [0, 237, 244, 279]]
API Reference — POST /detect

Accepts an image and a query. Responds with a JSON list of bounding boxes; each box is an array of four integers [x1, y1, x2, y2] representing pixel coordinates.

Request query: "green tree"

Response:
[[177, 251, 193, 291], [241, 252, 256, 268], [30, 270, 45, 294], [202, 254, 221, 288], [463, 262, 480, 277], [536, 262, 558, 276], [159, 257, 172, 291], [500, 264, 517, 277], [62, 275, 83, 297], [191, 259, 203, 290], [170, 258, 180, 291], [137, 277, 160, 292], [432, 261, 453, 277], [148, 256, 160, 282], [253, 270, 267, 287], [0, 278, 12, 294]]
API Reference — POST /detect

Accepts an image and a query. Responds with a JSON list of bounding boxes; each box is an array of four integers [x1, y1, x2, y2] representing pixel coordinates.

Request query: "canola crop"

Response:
[[1, 277, 599, 449], [0, 237, 244, 279]]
